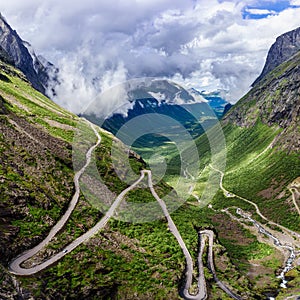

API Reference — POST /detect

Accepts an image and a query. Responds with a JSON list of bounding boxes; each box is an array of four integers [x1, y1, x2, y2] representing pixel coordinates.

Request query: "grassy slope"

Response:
[[187, 52, 300, 226], [222, 122, 300, 228], [207, 121, 300, 295], [217, 52, 300, 228]]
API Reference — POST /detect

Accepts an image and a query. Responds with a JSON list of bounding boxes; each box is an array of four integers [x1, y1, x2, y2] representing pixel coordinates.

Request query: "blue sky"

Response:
[[1, 0, 300, 111], [243, 0, 300, 19]]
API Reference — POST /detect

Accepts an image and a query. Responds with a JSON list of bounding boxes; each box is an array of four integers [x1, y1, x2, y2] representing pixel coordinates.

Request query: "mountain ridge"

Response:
[[0, 13, 57, 95]]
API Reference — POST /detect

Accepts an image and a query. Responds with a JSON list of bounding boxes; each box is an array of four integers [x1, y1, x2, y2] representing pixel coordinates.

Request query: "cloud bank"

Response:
[[2, 0, 300, 112]]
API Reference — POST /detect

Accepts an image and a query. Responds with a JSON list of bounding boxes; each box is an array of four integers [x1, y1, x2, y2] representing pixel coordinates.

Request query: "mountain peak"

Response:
[[0, 13, 57, 95]]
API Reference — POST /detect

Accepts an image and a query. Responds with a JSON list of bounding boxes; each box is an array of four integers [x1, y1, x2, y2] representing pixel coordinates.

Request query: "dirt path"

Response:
[[289, 187, 300, 216]]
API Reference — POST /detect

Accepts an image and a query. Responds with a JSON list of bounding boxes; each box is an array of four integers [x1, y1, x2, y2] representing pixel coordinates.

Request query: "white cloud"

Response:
[[290, 0, 300, 5], [245, 8, 276, 15], [1, 0, 300, 110]]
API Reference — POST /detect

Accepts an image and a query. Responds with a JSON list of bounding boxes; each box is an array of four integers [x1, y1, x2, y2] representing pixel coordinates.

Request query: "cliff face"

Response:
[[225, 52, 300, 127], [0, 14, 57, 95], [224, 29, 300, 152], [253, 26, 300, 86], [0, 45, 13, 65]]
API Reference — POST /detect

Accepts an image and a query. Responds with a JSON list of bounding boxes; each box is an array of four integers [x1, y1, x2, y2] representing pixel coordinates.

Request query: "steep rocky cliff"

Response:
[[224, 46, 300, 151], [253, 26, 300, 86], [0, 13, 57, 95]]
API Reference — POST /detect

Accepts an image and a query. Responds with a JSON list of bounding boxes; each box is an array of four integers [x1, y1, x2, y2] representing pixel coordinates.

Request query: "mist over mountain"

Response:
[[2, 1, 300, 115], [83, 79, 227, 160]]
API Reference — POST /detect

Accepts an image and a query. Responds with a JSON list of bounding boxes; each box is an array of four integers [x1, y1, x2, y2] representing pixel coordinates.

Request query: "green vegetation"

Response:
[[125, 187, 157, 203], [0, 63, 77, 143], [219, 237, 274, 264], [219, 122, 300, 230]]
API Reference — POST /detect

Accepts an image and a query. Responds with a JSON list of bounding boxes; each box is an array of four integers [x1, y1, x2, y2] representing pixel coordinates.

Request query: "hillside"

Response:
[[195, 36, 300, 240], [224, 50, 300, 152], [1, 16, 300, 299], [190, 37, 300, 299]]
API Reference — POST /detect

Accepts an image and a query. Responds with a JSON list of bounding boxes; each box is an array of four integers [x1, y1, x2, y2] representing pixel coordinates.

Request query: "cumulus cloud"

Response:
[[290, 0, 300, 5], [1, 0, 300, 112]]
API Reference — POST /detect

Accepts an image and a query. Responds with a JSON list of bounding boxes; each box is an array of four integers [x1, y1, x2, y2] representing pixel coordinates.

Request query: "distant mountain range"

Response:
[[191, 89, 229, 116], [0, 13, 57, 95], [85, 79, 228, 161]]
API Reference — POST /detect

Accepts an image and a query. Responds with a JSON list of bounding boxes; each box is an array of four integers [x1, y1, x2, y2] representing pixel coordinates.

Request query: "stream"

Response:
[[236, 208, 297, 293]]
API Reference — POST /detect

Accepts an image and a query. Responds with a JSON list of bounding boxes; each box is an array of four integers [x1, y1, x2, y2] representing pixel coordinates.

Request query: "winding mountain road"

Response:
[[209, 164, 300, 295], [9, 120, 102, 275], [9, 132, 150, 275], [147, 170, 241, 299], [203, 230, 240, 300], [146, 170, 207, 300], [9, 123, 241, 299]]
